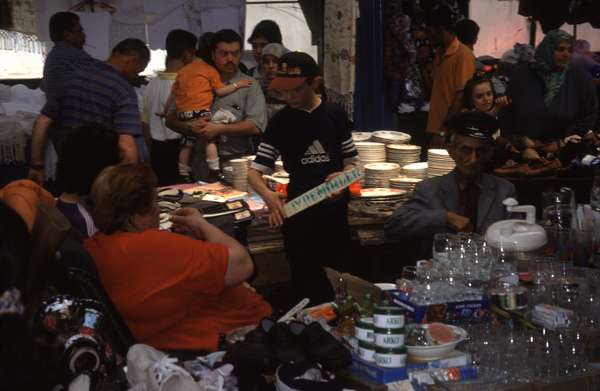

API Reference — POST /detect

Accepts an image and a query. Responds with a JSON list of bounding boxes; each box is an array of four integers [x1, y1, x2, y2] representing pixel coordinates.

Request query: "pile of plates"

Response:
[[371, 130, 411, 145], [358, 187, 409, 200], [230, 158, 249, 191], [222, 166, 234, 184], [351, 187, 411, 216], [364, 162, 401, 188], [386, 144, 421, 166], [355, 142, 386, 165], [352, 132, 372, 142], [427, 149, 455, 177], [402, 162, 428, 179], [275, 160, 285, 172], [389, 176, 423, 193], [245, 155, 255, 169]]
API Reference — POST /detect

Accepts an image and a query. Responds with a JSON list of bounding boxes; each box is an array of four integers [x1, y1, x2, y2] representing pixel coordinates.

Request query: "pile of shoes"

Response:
[[223, 318, 352, 390]]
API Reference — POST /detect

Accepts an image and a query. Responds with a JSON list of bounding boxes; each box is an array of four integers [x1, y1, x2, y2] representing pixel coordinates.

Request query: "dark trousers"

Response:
[[281, 200, 352, 305], [150, 138, 180, 186]]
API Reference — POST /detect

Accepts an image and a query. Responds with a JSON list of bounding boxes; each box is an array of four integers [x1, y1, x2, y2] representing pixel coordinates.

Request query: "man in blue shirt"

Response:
[[41, 12, 93, 103], [29, 39, 149, 184]]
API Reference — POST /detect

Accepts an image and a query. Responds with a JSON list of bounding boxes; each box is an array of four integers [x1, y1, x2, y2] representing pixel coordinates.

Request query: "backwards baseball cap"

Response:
[[445, 111, 498, 141], [268, 51, 320, 91]]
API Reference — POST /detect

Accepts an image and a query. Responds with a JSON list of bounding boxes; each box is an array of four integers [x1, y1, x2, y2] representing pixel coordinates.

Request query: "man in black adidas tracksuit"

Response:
[[248, 52, 360, 305]]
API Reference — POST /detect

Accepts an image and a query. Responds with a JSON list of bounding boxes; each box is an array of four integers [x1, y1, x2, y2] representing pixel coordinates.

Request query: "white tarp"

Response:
[[471, 0, 532, 58], [471, 0, 600, 58]]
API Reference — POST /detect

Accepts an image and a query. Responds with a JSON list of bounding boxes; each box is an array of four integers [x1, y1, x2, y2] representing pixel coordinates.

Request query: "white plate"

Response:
[[360, 188, 406, 198], [364, 162, 401, 171], [406, 324, 468, 361], [403, 162, 428, 170], [428, 148, 450, 155], [352, 132, 372, 142]]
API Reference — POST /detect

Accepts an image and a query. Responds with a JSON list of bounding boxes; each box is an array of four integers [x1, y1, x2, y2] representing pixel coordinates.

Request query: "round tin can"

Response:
[[374, 346, 407, 368], [373, 326, 405, 348], [357, 340, 376, 362], [355, 317, 374, 342], [373, 305, 405, 329]]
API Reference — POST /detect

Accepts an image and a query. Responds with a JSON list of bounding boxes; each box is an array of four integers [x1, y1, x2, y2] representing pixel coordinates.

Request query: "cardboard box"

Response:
[[389, 291, 490, 324], [351, 351, 469, 385]]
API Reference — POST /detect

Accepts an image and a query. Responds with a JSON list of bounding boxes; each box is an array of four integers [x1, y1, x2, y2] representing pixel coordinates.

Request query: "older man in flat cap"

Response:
[[385, 111, 515, 245]]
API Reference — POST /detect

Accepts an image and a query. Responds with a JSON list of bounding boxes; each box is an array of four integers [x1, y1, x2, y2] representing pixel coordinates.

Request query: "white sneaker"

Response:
[[420, 102, 431, 112], [126, 344, 199, 391]]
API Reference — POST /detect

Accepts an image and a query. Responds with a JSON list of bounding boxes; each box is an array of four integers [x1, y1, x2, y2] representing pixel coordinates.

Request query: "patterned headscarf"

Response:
[[533, 29, 574, 107]]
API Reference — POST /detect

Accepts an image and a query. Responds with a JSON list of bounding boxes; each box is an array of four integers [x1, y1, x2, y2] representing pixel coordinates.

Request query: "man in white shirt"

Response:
[[142, 29, 196, 185]]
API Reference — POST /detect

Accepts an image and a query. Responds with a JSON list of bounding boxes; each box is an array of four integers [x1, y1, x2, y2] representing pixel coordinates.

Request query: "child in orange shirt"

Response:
[[162, 59, 251, 181]]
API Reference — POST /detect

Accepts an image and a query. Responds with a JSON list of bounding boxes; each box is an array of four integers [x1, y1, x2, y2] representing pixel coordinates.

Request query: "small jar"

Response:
[[357, 340, 376, 362], [355, 317, 374, 343], [374, 346, 407, 368], [373, 305, 405, 329], [373, 326, 405, 348]]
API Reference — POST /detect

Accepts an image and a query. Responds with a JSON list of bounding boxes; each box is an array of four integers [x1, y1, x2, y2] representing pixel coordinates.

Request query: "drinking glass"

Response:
[[432, 233, 456, 263], [401, 266, 417, 281], [491, 241, 519, 285]]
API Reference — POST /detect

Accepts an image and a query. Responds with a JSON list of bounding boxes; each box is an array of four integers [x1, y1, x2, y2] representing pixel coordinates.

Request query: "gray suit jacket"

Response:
[[384, 170, 515, 241]]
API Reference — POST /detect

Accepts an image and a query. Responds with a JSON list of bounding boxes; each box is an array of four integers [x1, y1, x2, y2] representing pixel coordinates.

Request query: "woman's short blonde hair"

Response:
[[90, 164, 157, 234]]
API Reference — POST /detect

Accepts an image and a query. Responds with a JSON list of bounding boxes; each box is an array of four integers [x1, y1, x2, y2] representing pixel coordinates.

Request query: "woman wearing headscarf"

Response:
[[500, 30, 598, 143], [260, 43, 290, 122]]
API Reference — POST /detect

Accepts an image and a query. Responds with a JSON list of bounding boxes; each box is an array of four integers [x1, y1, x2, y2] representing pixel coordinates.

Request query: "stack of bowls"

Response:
[[364, 162, 401, 188]]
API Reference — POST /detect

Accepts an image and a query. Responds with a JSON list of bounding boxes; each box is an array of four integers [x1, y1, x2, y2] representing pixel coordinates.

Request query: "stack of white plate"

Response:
[[358, 187, 409, 200], [230, 158, 249, 191], [352, 131, 372, 142], [350, 188, 410, 216], [402, 162, 428, 179], [389, 176, 423, 193], [355, 142, 386, 165], [275, 160, 284, 172], [245, 155, 255, 169], [386, 144, 421, 166], [372, 130, 411, 145], [364, 162, 401, 188], [222, 166, 234, 184], [427, 149, 455, 177]]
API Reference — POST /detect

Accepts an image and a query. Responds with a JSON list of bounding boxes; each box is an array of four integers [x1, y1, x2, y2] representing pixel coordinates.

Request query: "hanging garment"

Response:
[[323, 0, 359, 119]]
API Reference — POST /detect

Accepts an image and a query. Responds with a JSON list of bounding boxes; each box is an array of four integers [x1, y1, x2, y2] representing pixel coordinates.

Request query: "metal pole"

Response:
[[529, 17, 536, 46]]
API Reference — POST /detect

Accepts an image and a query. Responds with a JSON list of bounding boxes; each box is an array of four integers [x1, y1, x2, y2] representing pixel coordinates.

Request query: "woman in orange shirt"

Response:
[[84, 164, 271, 352]]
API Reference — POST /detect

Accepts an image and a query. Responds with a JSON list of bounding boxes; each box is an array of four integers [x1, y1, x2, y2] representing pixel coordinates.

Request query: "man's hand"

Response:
[[194, 121, 223, 140], [325, 171, 345, 199], [263, 190, 287, 227], [28, 167, 45, 185], [495, 96, 511, 109], [563, 134, 582, 145], [170, 208, 207, 239], [446, 211, 471, 232], [430, 133, 446, 148]]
